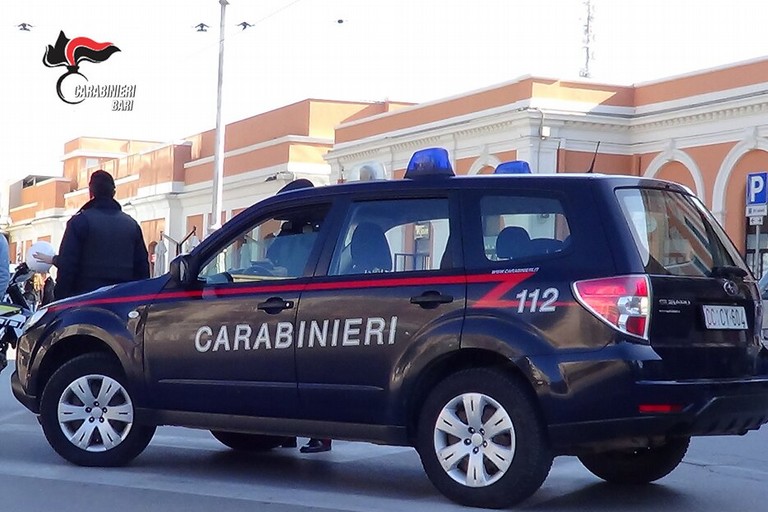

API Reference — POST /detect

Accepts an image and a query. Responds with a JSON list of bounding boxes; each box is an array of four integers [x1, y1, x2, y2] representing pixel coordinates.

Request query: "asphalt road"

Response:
[[0, 361, 766, 512]]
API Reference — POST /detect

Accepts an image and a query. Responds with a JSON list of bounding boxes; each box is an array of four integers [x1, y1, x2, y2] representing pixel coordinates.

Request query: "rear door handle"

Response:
[[410, 291, 454, 309], [257, 297, 294, 313]]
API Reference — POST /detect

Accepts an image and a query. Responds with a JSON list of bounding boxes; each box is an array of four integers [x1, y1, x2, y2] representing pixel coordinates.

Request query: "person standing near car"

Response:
[[0, 233, 9, 299], [54, 170, 150, 300], [300, 437, 332, 453]]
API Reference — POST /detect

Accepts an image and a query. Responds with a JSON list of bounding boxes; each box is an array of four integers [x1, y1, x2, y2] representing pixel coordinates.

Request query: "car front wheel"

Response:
[[39, 353, 156, 466], [416, 368, 552, 509]]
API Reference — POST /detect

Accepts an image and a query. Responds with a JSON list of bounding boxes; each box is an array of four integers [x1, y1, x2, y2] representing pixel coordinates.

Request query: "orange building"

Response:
[[325, 58, 768, 275], [3, 58, 768, 276], [2, 99, 409, 275]]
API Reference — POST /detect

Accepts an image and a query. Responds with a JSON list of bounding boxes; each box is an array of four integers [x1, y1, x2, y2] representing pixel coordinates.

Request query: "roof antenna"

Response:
[[579, 0, 595, 78], [587, 141, 601, 173]]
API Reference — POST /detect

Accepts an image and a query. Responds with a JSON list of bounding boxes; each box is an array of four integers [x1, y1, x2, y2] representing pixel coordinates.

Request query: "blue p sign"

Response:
[[747, 172, 768, 205]]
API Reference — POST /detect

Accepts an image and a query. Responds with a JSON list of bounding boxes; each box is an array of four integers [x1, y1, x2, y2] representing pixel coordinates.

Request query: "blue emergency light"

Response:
[[495, 160, 531, 174], [405, 148, 455, 179]]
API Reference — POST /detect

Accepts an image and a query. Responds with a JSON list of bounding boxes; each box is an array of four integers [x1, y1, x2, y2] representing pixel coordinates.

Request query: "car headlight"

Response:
[[23, 307, 48, 333]]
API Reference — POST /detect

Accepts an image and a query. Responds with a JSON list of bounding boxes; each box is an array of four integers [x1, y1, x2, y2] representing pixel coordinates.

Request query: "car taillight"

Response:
[[572, 275, 650, 340]]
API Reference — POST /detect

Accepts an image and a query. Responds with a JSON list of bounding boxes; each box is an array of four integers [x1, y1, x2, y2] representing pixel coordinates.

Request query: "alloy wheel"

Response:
[[57, 374, 134, 452], [433, 392, 516, 487]]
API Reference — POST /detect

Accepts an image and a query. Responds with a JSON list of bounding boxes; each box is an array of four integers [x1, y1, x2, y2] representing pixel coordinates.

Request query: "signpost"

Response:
[[746, 172, 768, 275]]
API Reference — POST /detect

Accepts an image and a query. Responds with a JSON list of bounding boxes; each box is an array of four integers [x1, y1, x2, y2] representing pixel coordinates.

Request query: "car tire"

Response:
[[578, 437, 690, 484], [416, 368, 552, 509], [39, 353, 156, 467], [210, 431, 287, 451]]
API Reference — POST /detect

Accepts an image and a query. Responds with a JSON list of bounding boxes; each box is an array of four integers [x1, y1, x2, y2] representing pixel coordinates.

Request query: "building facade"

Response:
[[4, 58, 768, 276], [324, 57, 768, 276], [2, 99, 410, 275]]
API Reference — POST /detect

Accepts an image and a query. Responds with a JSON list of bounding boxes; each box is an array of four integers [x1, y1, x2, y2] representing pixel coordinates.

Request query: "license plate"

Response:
[[702, 305, 748, 330]]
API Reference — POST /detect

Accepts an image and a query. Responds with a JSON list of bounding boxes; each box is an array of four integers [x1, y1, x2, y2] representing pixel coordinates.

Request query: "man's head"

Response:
[[89, 170, 116, 199]]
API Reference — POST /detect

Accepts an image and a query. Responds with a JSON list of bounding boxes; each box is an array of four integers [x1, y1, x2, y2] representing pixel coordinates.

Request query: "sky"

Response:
[[1, 0, 766, 185]]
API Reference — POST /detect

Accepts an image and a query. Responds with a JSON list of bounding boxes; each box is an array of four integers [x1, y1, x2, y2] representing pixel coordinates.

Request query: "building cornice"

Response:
[[10, 202, 38, 213], [60, 149, 128, 161], [31, 177, 73, 185], [63, 173, 140, 199], [60, 140, 191, 163], [329, 105, 534, 160], [634, 55, 768, 88], [327, 95, 768, 165], [184, 135, 333, 168], [329, 109, 549, 164], [630, 100, 768, 132]]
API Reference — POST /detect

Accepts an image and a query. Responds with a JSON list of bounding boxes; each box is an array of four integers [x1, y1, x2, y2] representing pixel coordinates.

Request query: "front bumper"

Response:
[[549, 376, 768, 451], [11, 370, 39, 414]]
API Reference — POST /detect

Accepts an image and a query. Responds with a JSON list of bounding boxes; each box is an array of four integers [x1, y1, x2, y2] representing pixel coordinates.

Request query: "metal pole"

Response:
[[209, 0, 229, 235], [756, 223, 762, 276]]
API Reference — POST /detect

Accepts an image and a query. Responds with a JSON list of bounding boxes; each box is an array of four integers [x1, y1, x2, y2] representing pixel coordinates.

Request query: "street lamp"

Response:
[[209, 0, 229, 235]]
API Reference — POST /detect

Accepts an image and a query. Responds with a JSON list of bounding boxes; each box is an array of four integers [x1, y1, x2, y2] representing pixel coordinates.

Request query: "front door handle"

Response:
[[257, 297, 294, 314], [410, 291, 454, 309]]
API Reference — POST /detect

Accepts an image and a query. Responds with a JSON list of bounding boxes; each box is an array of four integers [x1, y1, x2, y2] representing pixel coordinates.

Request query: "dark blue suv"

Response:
[[12, 148, 768, 508]]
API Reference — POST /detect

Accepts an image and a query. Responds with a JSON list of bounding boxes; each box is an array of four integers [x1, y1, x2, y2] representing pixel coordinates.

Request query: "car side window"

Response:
[[479, 194, 570, 264], [199, 206, 328, 284], [329, 198, 451, 275]]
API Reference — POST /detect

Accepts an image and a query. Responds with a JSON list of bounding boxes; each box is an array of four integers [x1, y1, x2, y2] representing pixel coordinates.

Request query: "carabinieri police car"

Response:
[[12, 148, 768, 508]]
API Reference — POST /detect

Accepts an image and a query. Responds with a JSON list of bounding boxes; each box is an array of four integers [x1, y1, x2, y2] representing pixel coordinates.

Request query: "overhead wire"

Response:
[[165, 0, 309, 66], [8, 0, 310, 72]]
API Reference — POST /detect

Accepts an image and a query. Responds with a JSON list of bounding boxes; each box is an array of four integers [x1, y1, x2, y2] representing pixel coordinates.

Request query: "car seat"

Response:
[[495, 226, 532, 260], [529, 238, 563, 255], [349, 222, 392, 273], [440, 233, 455, 270], [266, 221, 317, 277]]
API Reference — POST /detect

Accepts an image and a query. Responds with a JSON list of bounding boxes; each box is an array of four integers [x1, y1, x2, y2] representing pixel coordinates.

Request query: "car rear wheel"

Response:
[[39, 353, 156, 466], [578, 437, 690, 484], [210, 431, 287, 451], [416, 368, 552, 509]]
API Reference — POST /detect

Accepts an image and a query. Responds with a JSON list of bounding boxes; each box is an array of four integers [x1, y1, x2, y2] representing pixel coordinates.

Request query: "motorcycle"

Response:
[[0, 263, 38, 372]]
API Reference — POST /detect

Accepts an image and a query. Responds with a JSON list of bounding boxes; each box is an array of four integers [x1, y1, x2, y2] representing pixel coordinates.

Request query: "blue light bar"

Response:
[[405, 148, 454, 179], [495, 160, 531, 174]]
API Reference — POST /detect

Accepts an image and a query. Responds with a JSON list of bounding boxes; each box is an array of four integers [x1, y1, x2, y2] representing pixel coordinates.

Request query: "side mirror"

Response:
[[169, 255, 193, 287]]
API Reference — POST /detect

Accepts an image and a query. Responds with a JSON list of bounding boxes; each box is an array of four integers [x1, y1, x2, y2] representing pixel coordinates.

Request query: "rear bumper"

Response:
[[549, 377, 768, 451]]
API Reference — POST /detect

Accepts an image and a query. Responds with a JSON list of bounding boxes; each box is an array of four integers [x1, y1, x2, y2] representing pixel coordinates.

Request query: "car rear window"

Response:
[[616, 188, 744, 276]]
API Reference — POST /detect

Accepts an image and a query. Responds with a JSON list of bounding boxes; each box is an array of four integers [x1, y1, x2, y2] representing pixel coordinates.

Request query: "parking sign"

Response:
[[746, 172, 768, 217]]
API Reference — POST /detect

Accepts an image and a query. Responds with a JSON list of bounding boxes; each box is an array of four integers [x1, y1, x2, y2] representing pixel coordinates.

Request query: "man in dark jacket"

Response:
[[54, 170, 150, 300]]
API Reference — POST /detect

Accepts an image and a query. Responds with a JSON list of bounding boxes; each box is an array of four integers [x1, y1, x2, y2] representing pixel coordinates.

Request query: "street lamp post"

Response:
[[209, 0, 229, 235]]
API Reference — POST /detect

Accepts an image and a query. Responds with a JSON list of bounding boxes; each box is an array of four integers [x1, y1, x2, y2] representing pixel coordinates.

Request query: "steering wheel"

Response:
[[244, 263, 276, 277], [205, 272, 234, 284]]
